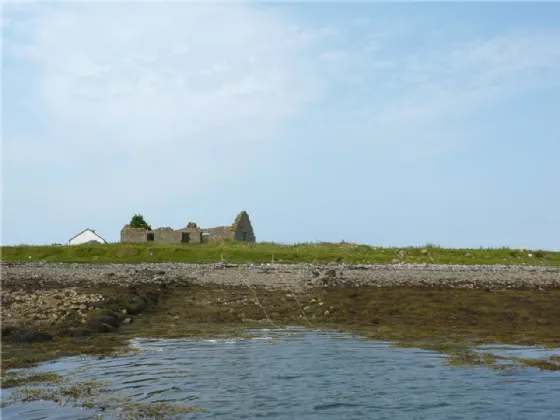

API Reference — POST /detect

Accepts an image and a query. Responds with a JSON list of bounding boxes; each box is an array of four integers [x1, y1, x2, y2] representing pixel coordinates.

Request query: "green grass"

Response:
[[2, 241, 559, 265]]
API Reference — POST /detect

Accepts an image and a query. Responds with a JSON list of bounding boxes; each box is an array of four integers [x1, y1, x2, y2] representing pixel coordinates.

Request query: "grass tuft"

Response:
[[2, 242, 559, 266]]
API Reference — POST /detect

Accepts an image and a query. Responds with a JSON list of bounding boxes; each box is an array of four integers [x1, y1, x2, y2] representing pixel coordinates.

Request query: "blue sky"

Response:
[[2, 1, 559, 250]]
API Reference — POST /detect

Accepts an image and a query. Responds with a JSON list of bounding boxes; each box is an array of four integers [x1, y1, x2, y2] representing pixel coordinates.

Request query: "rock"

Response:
[[391, 259, 401, 264], [98, 315, 119, 328], [97, 323, 116, 333], [123, 318, 132, 324], [303, 306, 311, 312], [124, 296, 148, 315], [465, 253, 472, 257], [1, 326, 17, 337], [23, 331, 53, 343], [4, 329, 54, 343], [2, 261, 559, 299], [87, 309, 121, 332]]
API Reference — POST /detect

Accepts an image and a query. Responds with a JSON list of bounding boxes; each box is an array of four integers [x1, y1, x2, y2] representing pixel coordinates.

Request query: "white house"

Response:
[[68, 229, 107, 245]]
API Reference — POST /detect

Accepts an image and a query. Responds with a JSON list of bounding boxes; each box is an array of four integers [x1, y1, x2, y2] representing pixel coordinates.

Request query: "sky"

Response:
[[1, 1, 559, 250]]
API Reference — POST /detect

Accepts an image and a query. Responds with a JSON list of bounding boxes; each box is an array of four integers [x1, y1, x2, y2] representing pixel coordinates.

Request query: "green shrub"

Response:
[[129, 214, 151, 230]]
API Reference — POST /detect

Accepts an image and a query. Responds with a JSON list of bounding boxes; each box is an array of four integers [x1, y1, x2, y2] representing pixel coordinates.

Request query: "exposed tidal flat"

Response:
[[1, 259, 560, 418]]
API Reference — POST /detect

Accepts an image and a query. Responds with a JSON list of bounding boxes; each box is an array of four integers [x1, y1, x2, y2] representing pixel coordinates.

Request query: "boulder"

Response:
[[87, 308, 121, 333], [3, 328, 54, 343]]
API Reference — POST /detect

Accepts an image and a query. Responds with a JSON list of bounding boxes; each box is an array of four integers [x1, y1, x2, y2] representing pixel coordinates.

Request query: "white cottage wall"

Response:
[[69, 230, 106, 245]]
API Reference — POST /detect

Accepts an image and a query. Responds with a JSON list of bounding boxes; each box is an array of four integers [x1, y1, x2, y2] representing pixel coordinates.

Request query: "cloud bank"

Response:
[[3, 2, 559, 246]]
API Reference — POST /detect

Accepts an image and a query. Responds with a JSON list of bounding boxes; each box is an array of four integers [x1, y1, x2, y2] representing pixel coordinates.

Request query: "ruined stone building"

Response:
[[120, 211, 256, 244]]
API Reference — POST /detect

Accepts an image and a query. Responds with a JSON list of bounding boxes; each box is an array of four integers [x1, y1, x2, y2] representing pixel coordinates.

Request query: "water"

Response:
[[2, 328, 559, 419]]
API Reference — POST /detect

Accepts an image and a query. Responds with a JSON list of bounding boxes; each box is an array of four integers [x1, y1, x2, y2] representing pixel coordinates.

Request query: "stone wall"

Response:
[[120, 226, 149, 243], [177, 227, 204, 244], [233, 211, 256, 242], [205, 226, 235, 241], [153, 228, 183, 244], [120, 211, 255, 244]]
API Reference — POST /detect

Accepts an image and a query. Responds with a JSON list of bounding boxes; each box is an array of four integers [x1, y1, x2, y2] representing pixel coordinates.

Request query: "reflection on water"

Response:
[[3, 328, 559, 419]]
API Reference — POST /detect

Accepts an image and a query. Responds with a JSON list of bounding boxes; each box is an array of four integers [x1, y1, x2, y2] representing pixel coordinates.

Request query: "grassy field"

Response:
[[1, 241, 559, 265]]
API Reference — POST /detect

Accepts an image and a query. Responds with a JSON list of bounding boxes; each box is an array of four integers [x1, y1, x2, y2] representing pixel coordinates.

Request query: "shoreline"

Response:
[[2, 262, 560, 378], [3, 262, 560, 290]]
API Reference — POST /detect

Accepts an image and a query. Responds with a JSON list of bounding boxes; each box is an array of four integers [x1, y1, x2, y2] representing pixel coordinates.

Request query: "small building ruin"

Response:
[[120, 211, 256, 244]]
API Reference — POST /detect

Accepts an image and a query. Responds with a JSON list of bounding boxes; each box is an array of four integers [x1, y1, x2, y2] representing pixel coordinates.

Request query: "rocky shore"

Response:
[[2, 262, 560, 375], [2, 262, 560, 290], [2, 262, 558, 331]]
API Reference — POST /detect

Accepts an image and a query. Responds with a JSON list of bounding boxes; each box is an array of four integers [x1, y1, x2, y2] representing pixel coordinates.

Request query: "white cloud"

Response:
[[414, 31, 560, 92], [3, 2, 334, 200], [320, 50, 345, 61], [1, 2, 347, 246], [361, 29, 560, 128], [8, 3, 556, 173], [303, 26, 560, 165], [3, 2, 560, 245], [10, 3, 326, 141]]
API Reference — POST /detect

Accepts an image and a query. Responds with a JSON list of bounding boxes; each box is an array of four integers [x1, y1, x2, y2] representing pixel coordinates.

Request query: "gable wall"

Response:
[[233, 212, 256, 242], [69, 230, 106, 245]]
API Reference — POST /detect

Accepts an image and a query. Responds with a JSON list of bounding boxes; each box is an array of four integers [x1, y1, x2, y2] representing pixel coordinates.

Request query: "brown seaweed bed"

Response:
[[2, 280, 560, 385]]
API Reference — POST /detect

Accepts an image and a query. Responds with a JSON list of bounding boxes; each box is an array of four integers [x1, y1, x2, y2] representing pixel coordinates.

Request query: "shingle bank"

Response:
[[2, 262, 559, 290]]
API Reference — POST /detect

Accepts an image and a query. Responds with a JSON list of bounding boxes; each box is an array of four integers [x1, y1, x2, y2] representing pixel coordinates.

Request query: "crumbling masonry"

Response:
[[120, 211, 256, 244]]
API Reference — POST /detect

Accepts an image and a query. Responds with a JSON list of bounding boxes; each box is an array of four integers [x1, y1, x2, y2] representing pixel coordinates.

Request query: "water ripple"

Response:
[[2, 329, 559, 419]]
